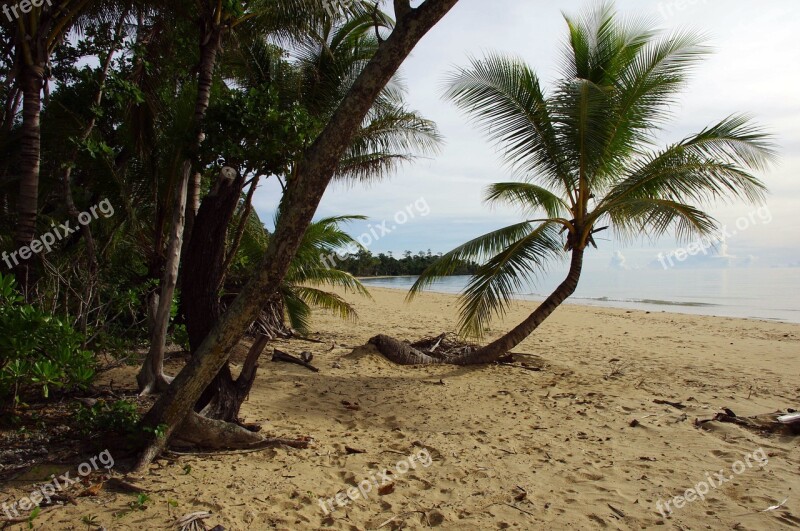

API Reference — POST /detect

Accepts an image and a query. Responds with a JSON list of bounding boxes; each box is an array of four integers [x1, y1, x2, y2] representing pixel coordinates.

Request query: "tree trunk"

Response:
[[134, 0, 461, 472], [137, 26, 224, 394], [368, 249, 585, 365], [218, 176, 260, 291], [136, 160, 190, 394], [181, 168, 246, 422], [464, 248, 585, 362], [14, 62, 45, 295]]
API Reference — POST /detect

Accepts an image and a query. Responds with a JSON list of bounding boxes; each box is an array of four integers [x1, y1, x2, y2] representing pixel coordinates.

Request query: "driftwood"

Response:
[[695, 409, 800, 436], [271, 349, 319, 372], [171, 411, 313, 450], [368, 333, 481, 365]]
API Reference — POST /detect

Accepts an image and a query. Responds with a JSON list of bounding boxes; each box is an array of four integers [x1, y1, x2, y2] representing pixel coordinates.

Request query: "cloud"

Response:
[[609, 251, 629, 270]]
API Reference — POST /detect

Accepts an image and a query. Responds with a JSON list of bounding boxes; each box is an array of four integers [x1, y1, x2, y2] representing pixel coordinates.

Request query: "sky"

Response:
[[253, 0, 800, 272]]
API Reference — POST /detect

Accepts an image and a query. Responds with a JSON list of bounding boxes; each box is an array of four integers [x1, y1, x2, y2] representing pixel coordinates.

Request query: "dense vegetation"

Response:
[[330, 249, 479, 277]]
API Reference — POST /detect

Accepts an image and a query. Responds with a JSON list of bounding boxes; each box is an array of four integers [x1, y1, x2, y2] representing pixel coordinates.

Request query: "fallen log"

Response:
[[695, 410, 800, 436], [368, 334, 445, 365], [272, 349, 319, 372]]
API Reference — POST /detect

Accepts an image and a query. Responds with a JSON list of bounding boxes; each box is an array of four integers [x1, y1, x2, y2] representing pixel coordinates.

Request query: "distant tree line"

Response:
[[328, 249, 479, 277]]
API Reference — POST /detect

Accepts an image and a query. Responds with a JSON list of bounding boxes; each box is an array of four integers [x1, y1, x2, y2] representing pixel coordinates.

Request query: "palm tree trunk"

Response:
[[14, 62, 45, 295], [137, 26, 224, 394], [454, 248, 585, 364], [134, 0, 461, 472]]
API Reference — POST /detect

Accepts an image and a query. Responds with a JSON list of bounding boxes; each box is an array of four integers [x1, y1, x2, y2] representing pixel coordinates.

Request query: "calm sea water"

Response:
[[360, 268, 800, 323]]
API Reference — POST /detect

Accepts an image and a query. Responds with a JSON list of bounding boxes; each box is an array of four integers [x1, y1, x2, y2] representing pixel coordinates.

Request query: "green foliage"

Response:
[[80, 514, 99, 530], [0, 274, 96, 408], [331, 249, 479, 277], [129, 493, 151, 511], [142, 423, 168, 439], [26, 506, 41, 529], [74, 399, 141, 436]]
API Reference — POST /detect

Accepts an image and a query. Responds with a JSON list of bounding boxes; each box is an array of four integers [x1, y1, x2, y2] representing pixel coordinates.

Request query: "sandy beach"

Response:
[[2, 287, 799, 530]]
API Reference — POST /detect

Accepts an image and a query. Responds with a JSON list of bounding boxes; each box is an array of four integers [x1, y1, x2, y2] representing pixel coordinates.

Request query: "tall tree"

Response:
[[387, 2, 775, 365], [134, 0, 461, 472], [137, 0, 333, 393], [6, 0, 108, 293]]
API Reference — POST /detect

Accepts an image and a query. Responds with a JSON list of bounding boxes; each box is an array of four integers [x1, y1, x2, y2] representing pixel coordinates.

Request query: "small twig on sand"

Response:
[[502, 502, 536, 516], [497, 362, 543, 372], [653, 399, 686, 410], [292, 335, 327, 344]]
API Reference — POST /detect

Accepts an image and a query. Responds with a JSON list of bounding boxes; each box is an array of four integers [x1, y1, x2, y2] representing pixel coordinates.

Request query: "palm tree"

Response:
[[4, 0, 119, 293], [408, 2, 775, 364]]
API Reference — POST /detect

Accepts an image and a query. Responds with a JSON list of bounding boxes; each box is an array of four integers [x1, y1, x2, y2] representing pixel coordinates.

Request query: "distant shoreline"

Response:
[[355, 273, 800, 324]]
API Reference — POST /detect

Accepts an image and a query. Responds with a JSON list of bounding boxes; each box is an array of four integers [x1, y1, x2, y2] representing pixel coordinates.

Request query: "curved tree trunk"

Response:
[[368, 248, 585, 365], [14, 62, 45, 296], [453, 248, 585, 363], [137, 26, 224, 394]]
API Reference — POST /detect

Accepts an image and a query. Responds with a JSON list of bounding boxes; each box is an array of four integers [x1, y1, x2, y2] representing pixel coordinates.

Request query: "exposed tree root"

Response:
[[172, 411, 312, 450], [369, 335, 446, 365], [368, 333, 481, 365], [136, 367, 174, 396]]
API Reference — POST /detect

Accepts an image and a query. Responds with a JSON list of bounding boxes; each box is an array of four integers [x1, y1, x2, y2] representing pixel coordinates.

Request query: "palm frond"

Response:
[[291, 286, 359, 323], [408, 220, 564, 300], [597, 115, 772, 215], [443, 53, 572, 194], [456, 222, 566, 337], [602, 197, 718, 243], [281, 286, 313, 333], [484, 182, 569, 219]]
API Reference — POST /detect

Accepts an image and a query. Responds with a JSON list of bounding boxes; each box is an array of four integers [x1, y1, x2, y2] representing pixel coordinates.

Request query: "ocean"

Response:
[[359, 268, 800, 323]]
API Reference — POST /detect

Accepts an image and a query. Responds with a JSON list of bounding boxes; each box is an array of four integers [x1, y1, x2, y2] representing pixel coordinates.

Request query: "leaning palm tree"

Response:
[[403, 2, 775, 365]]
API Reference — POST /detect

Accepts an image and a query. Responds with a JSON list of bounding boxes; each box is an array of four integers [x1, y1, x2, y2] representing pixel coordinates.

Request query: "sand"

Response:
[[2, 287, 799, 530]]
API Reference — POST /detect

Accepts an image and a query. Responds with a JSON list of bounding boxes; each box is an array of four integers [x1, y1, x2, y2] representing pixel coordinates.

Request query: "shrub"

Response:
[[0, 273, 96, 408], [73, 399, 141, 436]]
